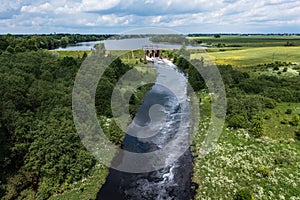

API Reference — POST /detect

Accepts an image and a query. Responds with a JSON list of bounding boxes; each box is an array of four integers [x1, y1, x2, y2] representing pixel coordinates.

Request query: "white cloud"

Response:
[[144, 0, 154, 4], [151, 16, 162, 24], [0, 0, 25, 12], [0, 0, 300, 33], [80, 0, 120, 11], [21, 3, 53, 14], [75, 14, 132, 27]]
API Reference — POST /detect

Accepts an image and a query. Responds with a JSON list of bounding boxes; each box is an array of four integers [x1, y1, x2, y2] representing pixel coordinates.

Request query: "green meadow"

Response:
[[191, 46, 300, 67], [188, 35, 300, 47]]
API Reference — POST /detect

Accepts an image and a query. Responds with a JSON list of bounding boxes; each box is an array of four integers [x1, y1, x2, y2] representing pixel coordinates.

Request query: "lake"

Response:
[[56, 37, 203, 51]]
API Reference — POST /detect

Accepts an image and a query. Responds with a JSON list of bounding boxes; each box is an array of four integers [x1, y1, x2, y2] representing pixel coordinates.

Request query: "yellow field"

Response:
[[191, 47, 300, 67]]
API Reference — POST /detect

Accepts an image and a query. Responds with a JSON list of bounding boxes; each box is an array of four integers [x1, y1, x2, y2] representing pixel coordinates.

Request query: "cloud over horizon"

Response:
[[0, 0, 299, 33]]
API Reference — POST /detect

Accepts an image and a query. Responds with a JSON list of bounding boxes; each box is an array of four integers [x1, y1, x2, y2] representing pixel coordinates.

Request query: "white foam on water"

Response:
[[122, 59, 192, 199]]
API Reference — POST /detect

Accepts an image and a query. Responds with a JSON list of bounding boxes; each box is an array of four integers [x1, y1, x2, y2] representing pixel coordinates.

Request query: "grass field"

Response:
[[187, 35, 300, 47], [191, 46, 300, 67]]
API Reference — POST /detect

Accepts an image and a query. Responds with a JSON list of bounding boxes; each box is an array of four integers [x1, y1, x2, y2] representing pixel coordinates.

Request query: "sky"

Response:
[[0, 0, 299, 34]]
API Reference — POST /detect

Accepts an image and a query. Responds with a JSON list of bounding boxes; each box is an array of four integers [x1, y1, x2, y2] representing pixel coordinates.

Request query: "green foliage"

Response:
[[295, 130, 300, 140], [227, 95, 275, 129], [227, 114, 248, 129], [188, 65, 206, 91], [0, 38, 9, 50], [0, 34, 112, 52], [237, 74, 300, 103], [264, 114, 271, 120], [285, 109, 293, 114], [239, 79, 263, 94], [107, 119, 124, 145], [289, 115, 300, 126], [173, 57, 206, 92], [6, 46, 15, 53], [0, 50, 96, 199], [249, 116, 264, 138], [218, 65, 250, 86], [128, 84, 154, 118], [274, 151, 292, 166], [281, 118, 289, 125], [48, 163, 108, 200], [0, 43, 155, 199], [95, 57, 132, 117], [95, 77, 114, 117], [234, 188, 255, 200], [256, 166, 271, 178], [149, 34, 194, 46], [175, 56, 190, 72]]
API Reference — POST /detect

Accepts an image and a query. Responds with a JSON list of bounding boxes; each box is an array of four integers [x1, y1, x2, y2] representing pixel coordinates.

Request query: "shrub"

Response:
[[263, 98, 276, 109], [249, 116, 264, 138], [227, 115, 248, 129], [295, 130, 300, 140], [234, 188, 254, 200], [289, 115, 300, 126], [285, 109, 293, 114], [264, 114, 271, 120], [239, 80, 263, 94], [281, 118, 289, 124], [256, 166, 271, 178]]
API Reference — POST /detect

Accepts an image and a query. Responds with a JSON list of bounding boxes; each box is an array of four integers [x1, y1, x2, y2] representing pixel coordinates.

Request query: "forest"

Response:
[[0, 38, 153, 199], [0, 34, 112, 52]]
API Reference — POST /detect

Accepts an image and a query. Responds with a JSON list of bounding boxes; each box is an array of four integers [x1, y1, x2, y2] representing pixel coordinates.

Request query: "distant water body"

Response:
[[55, 37, 203, 51]]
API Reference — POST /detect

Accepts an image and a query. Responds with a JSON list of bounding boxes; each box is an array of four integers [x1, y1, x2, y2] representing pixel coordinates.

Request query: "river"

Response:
[[97, 60, 193, 200]]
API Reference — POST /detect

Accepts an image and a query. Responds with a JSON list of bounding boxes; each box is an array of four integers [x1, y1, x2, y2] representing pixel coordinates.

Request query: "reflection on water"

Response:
[[55, 41, 102, 50]]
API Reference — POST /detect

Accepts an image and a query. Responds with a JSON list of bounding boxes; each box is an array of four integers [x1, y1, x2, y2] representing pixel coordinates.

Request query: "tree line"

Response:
[[0, 34, 113, 53]]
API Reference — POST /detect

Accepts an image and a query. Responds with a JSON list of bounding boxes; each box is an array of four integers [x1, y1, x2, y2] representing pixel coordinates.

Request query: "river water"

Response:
[[97, 60, 193, 200]]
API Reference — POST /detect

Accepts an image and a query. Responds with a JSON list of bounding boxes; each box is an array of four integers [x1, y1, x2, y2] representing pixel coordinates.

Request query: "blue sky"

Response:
[[0, 0, 299, 34]]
